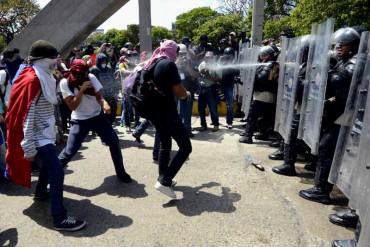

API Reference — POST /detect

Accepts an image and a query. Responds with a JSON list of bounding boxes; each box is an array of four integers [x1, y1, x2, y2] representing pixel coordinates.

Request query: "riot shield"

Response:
[[240, 47, 260, 118], [275, 36, 308, 143], [298, 18, 335, 154], [329, 32, 370, 199]]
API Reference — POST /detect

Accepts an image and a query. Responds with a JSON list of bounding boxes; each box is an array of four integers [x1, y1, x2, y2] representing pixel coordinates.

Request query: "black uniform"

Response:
[[299, 54, 357, 203], [240, 61, 279, 143]]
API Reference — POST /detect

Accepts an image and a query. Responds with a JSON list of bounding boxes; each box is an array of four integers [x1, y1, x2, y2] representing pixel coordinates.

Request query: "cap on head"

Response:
[[29, 40, 58, 61]]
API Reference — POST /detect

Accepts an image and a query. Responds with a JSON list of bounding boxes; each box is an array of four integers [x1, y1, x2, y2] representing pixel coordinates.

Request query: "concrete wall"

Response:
[[7, 0, 130, 57]]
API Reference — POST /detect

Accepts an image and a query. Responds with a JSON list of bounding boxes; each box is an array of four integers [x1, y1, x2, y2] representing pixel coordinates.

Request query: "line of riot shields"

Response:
[[239, 18, 370, 246]]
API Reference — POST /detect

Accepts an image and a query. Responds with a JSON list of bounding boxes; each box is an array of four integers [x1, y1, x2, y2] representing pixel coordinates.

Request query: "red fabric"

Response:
[[91, 53, 97, 66], [65, 59, 96, 96], [6, 67, 41, 188]]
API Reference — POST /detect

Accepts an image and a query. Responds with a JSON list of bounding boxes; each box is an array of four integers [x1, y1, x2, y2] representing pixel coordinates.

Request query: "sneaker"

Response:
[[53, 216, 87, 232], [171, 179, 177, 187], [117, 172, 132, 183], [188, 132, 195, 138], [126, 127, 132, 134], [132, 132, 142, 143], [227, 124, 233, 129], [212, 126, 219, 132], [199, 126, 208, 132], [154, 181, 177, 199]]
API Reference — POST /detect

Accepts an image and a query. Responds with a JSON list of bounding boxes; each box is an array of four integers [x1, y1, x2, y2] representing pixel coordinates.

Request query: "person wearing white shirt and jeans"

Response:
[[58, 59, 132, 183]]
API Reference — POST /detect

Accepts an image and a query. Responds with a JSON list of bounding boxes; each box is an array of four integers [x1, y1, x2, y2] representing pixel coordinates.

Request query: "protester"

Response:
[[198, 51, 220, 132], [176, 44, 199, 137], [139, 40, 192, 199], [58, 59, 132, 183], [6, 40, 86, 231], [220, 47, 239, 129], [90, 53, 120, 124]]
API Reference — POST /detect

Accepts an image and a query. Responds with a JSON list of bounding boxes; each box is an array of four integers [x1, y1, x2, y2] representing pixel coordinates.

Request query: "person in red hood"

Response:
[[6, 40, 86, 232]]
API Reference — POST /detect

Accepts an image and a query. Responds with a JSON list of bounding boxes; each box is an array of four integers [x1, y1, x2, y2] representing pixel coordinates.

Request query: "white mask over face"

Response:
[[32, 58, 58, 105], [101, 63, 107, 69]]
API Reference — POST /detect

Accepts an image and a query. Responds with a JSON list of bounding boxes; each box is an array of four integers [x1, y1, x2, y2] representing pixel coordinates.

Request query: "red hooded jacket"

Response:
[[6, 67, 41, 188]]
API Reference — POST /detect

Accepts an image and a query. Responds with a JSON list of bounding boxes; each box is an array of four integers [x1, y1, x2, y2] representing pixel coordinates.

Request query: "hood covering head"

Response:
[[144, 40, 178, 69], [66, 59, 96, 96], [96, 53, 109, 71]]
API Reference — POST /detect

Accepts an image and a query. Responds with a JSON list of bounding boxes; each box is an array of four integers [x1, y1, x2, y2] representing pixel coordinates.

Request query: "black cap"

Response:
[[2, 49, 16, 59], [29, 40, 58, 61]]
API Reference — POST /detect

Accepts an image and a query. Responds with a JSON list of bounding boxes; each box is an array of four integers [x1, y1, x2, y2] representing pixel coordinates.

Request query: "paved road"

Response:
[[0, 118, 353, 247]]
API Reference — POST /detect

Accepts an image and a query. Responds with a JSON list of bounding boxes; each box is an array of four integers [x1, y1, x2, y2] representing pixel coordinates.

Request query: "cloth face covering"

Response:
[[32, 58, 58, 105]]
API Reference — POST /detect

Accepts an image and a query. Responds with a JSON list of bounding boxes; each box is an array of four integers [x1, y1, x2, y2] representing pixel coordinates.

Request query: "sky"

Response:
[[36, 0, 221, 32]]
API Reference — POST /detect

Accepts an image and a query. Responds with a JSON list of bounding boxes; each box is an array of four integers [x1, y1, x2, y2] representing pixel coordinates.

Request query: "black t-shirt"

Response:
[[153, 59, 181, 114]]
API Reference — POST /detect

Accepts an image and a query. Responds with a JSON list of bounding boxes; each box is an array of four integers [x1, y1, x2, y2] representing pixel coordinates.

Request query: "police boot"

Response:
[[299, 164, 333, 204], [329, 208, 359, 229], [239, 135, 253, 144], [272, 143, 296, 176], [269, 142, 284, 160], [331, 240, 356, 247]]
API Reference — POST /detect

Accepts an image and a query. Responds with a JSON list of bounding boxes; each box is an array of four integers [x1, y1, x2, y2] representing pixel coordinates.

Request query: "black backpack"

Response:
[[130, 58, 166, 121]]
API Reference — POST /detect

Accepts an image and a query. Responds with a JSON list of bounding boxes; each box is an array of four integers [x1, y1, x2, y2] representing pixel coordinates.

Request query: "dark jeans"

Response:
[[198, 86, 219, 127], [105, 97, 118, 125], [153, 132, 161, 160], [314, 124, 340, 192], [245, 100, 275, 138], [59, 113, 127, 177], [222, 84, 234, 125], [134, 119, 151, 137], [153, 115, 192, 187], [35, 144, 66, 224], [178, 95, 194, 133], [120, 95, 140, 127]]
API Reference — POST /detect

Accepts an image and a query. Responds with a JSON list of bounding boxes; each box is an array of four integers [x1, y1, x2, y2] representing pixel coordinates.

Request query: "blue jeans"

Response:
[[59, 114, 127, 177], [133, 119, 151, 137], [120, 96, 134, 127], [223, 84, 234, 125], [178, 95, 193, 133], [198, 86, 219, 127], [35, 144, 66, 224]]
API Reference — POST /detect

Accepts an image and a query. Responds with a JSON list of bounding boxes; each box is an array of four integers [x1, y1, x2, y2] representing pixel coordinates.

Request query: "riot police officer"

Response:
[[272, 36, 319, 176], [239, 45, 279, 143], [299, 27, 361, 204]]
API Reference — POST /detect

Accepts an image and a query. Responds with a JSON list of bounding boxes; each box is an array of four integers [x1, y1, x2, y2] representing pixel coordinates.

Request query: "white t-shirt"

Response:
[[59, 74, 103, 120]]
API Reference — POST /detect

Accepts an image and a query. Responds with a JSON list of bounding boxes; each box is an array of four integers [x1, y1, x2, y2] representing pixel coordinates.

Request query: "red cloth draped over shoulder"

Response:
[[6, 67, 41, 188]]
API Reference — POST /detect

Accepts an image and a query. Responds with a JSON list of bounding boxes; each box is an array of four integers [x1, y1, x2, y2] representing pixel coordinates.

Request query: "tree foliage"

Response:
[[152, 26, 173, 48], [0, 0, 40, 43], [289, 0, 370, 35], [175, 7, 219, 41], [216, 0, 252, 17], [195, 14, 244, 46]]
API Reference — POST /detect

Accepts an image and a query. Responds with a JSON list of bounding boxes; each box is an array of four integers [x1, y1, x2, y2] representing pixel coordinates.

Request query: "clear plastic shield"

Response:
[[348, 33, 370, 216], [298, 18, 335, 154], [240, 47, 260, 118], [329, 32, 370, 199], [275, 36, 308, 143]]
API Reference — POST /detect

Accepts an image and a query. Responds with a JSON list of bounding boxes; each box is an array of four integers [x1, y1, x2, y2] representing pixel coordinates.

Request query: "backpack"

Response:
[[129, 58, 166, 121]]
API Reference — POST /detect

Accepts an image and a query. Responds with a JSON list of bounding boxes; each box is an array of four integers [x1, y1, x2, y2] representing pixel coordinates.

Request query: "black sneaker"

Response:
[[132, 132, 143, 143], [117, 172, 132, 183], [53, 216, 87, 232]]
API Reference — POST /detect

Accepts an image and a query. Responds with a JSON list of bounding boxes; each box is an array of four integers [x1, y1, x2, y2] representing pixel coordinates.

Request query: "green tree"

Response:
[[175, 7, 219, 41], [151, 26, 173, 48], [103, 28, 128, 48], [0, 0, 40, 43], [126, 24, 140, 46], [217, 0, 251, 17], [195, 14, 244, 46], [0, 36, 6, 52], [263, 16, 292, 39], [289, 0, 370, 35]]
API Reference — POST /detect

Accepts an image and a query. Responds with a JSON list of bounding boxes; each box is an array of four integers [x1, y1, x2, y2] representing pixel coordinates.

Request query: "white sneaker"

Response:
[[154, 181, 177, 199]]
